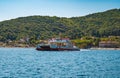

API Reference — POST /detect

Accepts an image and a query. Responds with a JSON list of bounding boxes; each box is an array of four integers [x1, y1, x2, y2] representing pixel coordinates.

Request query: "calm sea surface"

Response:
[[0, 48, 120, 78]]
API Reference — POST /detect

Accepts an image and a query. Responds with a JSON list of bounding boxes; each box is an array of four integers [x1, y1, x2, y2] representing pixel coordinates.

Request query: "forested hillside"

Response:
[[0, 9, 120, 42]]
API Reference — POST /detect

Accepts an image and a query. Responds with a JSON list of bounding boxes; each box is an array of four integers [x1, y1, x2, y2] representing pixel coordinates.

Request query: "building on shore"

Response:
[[99, 41, 119, 48]]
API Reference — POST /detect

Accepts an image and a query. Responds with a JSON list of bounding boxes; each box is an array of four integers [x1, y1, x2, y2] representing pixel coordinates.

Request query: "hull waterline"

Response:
[[36, 47, 80, 51]]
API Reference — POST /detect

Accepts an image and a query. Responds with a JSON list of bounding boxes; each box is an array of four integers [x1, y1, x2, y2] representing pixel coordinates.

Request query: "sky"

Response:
[[0, 0, 120, 21]]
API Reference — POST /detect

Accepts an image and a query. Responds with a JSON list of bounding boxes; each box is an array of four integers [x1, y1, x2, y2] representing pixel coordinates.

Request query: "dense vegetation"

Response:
[[0, 9, 120, 47]]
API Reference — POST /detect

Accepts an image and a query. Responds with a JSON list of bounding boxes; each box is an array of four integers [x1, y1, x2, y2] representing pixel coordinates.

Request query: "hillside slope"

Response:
[[0, 9, 120, 41]]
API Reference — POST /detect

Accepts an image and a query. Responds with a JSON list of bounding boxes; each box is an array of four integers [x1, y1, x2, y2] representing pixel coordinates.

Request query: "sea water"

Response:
[[0, 48, 120, 78]]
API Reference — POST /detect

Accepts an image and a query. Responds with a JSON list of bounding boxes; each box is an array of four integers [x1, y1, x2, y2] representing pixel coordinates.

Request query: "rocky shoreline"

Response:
[[1, 46, 120, 50], [90, 47, 120, 50]]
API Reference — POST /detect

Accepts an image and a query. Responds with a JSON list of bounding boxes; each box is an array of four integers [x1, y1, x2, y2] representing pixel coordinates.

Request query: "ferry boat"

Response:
[[36, 38, 80, 51]]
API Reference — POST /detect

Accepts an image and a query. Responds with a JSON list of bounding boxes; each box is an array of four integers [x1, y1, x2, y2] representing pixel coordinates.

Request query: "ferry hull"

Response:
[[36, 47, 80, 51]]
